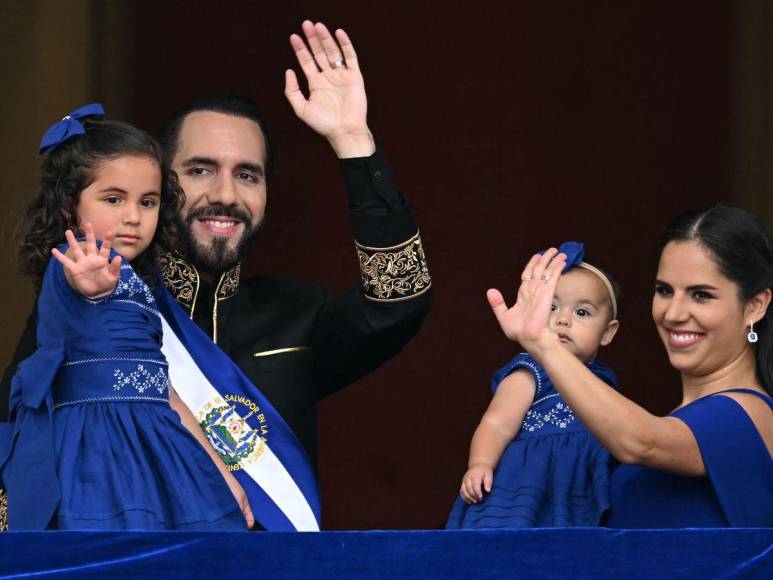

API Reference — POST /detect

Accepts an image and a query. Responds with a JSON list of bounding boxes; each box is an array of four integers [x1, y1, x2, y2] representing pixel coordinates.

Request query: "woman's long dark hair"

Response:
[[658, 204, 773, 393], [18, 118, 184, 289]]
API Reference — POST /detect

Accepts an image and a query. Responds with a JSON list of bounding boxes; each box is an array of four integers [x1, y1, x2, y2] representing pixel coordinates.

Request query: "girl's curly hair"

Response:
[[18, 118, 184, 289]]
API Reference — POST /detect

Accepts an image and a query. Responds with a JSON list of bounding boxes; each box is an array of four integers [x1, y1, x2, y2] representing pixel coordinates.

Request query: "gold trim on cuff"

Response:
[[0, 488, 7, 531], [355, 230, 431, 302]]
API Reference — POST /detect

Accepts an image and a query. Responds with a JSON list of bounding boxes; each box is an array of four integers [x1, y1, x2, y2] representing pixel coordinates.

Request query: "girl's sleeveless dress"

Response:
[[446, 353, 618, 528], [1, 250, 244, 530], [605, 388, 773, 527]]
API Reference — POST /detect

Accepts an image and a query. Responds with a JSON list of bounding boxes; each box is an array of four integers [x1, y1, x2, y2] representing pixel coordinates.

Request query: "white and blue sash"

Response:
[[153, 286, 321, 531]]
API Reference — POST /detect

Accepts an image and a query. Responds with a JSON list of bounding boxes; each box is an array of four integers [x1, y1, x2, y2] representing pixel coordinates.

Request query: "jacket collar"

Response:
[[159, 251, 240, 317]]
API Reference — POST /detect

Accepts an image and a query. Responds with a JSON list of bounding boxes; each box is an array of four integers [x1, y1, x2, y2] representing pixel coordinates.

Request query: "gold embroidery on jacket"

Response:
[[212, 264, 241, 344], [159, 252, 200, 317], [0, 488, 7, 531], [159, 252, 241, 344], [355, 231, 431, 302]]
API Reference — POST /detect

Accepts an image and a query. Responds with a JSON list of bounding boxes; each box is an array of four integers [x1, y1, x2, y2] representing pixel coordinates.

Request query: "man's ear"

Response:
[[600, 319, 620, 347]]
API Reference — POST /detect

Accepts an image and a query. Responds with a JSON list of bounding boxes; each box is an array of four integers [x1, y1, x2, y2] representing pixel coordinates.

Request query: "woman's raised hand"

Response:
[[51, 223, 121, 299], [487, 249, 566, 351]]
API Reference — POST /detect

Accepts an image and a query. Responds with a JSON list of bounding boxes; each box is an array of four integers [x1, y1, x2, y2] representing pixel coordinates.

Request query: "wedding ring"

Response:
[[521, 276, 533, 281], [540, 274, 551, 282], [330, 59, 345, 69]]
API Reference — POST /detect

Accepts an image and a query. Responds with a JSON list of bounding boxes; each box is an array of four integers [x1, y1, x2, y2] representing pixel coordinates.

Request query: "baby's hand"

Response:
[[460, 463, 493, 504], [51, 224, 121, 299]]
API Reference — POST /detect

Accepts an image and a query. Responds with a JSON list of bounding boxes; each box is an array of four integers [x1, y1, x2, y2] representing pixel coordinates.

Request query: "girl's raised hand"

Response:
[[51, 223, 121, 299], [487, 249, 567, 352]]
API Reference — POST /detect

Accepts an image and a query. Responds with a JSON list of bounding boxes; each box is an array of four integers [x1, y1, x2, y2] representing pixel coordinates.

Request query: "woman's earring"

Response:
[[748, 321, 759, 344]]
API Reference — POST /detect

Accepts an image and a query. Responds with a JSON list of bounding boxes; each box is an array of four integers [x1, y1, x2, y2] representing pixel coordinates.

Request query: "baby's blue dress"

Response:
[[446, 353, 618, 528], [1, 250, 244, 530], [605, 388, 773, 528]]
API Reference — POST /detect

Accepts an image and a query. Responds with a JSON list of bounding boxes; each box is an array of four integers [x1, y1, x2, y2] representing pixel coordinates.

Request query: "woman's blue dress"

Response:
[[446, 353, 618, 528], [1, 251, 244, 530], [605, 388, 773, 528]]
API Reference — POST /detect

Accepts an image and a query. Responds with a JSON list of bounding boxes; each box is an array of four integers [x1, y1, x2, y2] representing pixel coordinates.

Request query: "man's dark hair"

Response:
[[160, 93, 273, 182]]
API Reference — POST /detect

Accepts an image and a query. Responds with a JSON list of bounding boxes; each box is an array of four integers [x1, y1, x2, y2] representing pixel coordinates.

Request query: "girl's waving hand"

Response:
[[51, 223, 121, 299]]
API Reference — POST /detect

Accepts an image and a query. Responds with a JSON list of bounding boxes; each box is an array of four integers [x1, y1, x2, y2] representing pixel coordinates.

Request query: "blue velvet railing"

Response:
[[0, 529, 770, 578]]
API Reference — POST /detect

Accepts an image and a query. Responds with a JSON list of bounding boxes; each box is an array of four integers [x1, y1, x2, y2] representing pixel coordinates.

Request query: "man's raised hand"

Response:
[[284, 20, 375, 158]]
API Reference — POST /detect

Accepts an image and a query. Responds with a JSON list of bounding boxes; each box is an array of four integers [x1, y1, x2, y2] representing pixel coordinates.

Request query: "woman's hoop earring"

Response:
[[748, 321, 759, 344]]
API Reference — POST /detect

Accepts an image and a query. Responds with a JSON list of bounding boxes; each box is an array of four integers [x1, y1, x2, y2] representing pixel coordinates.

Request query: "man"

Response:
[[154, 21, 431, 465], [0, 21, 430, 527]]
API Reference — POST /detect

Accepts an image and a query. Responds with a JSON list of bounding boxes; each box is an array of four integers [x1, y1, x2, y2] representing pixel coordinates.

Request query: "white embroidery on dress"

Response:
[[114, 270, 155, 304], [54, 395, 168, 410], [63, 357, 166, 367], [521, 400, 576, 432], [83, 268, 155, 307], [112, 364, 168, 394], [510, 354, 544, 396]]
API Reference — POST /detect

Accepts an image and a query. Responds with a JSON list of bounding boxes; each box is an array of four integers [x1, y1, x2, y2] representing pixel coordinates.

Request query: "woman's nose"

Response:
[[664, 296, 689, 322]]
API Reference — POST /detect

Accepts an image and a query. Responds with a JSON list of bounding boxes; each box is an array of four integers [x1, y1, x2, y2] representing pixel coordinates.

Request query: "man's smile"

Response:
[[196, 216, 242, 237]]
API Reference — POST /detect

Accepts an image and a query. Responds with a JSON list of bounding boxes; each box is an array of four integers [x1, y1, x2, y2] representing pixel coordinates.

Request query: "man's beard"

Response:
[[179, 204, 263, 275]]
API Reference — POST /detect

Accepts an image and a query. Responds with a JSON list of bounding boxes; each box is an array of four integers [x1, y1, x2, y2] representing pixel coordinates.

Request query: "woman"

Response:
[[488, 205, 773, 527]]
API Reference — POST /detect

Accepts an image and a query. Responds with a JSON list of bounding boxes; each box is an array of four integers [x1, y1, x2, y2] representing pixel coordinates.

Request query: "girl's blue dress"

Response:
[[446, 353, 618, 528], [605, 388, 773, 528], [1, 251, 244, 530]]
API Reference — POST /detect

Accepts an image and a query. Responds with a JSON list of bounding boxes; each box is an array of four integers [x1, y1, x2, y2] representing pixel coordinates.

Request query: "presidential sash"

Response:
[[153, 285, 321, 532]]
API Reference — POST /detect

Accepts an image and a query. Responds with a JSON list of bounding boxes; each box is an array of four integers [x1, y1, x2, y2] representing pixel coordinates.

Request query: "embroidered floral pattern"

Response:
[[113, 364, 168, 394], [159, 252, 199, 311], [521, 400, 576, 432], [0, 488, 7, 531], [84, 265, 156, 308], [356, 231, 431, 301], [216, 263, 240, 301], [115, 266, 155, 304]]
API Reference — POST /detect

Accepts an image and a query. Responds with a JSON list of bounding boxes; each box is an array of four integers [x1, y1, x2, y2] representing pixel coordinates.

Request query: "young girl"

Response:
[[0, 105, 251, 530], [446, 242, 621, 528]]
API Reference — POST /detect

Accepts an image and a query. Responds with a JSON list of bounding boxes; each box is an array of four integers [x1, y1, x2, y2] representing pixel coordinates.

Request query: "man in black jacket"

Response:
[[155, 21, 431, 465], [0, 21, 430, 528]]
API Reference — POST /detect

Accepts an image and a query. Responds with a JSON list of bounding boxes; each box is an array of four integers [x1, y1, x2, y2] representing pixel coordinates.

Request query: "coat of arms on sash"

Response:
[[197, 396, 267, 470]]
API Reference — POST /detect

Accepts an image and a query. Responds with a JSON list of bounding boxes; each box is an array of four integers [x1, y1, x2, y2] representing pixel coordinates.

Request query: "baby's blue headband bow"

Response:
[[39, 103, 105, 154], [554, 241, 584, 272], [540, 241, 618, 319]]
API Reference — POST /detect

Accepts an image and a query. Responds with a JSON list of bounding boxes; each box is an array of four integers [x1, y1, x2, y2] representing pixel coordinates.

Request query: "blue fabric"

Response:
[[606, 388, 773, 528], [539, 241, 584, 272], [0, 529, 770, 579], [154, 285, 321, 531], [446, 353, 619, 528], [38, 103, 104, 154], [0, 248, 244, 530]]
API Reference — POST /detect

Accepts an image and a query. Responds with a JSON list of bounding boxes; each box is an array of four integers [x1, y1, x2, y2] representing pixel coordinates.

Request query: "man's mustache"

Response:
[[185, 204, 251, 226]]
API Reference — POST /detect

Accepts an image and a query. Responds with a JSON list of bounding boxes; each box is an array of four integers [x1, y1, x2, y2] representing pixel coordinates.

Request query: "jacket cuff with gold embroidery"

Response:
[[356, 231, 431, 302], [342, 151, 430, 301], [0, 488, 7, 531]]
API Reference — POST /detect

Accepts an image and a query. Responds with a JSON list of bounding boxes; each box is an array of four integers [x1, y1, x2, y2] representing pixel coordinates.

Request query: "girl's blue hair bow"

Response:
[[39, 103, 105, 154]]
